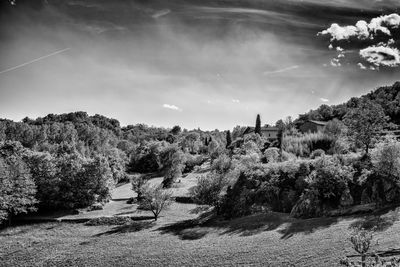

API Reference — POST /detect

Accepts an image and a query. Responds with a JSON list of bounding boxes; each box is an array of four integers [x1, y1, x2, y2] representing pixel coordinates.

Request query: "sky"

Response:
[[0, 0, 400, 130]]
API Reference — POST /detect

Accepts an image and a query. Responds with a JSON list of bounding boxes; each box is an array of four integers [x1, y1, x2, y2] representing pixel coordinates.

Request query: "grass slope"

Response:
[[2, 205, 400, 266], [3, 172, 400, 266]]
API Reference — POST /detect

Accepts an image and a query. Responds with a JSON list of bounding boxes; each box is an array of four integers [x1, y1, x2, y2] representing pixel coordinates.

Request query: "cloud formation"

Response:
[[319, 13, 400, 41], [163, 104, 182, 111], [320, 98, 329, 102], [319, 13, 400, 69], [359, 46, 400, 67]]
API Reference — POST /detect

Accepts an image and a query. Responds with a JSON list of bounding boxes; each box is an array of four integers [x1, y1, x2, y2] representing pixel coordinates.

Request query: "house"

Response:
[[242, 126, 279, 140], [299, 120, 327, 133]]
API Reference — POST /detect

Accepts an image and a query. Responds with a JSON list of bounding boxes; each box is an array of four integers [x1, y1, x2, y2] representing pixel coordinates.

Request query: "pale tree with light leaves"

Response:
[[140, 183, 173, 221]]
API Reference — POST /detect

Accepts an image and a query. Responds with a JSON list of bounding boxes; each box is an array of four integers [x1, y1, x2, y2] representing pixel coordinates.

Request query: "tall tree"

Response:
[[255, 114, 261, 136], [226, 130, 232, 148], [344, 100, 388, 155]]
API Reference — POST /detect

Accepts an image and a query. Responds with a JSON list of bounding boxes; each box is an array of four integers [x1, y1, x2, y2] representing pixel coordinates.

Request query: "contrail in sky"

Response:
[[0, 48, 70, 75], [263, 65, 299, 75]]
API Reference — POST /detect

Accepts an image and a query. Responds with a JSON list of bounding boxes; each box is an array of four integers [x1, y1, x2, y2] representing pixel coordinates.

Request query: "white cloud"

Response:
[[320, 98, 329, 102], [357, 63, 367, 70], [232, 99, 240, 103], [330, 58, 341, 67], [163, 104, 182, 111], [319, 23, 359, 41], [368, 13, 400, 35], [318, 13, 400, 41], [359, 46, 400, 67]]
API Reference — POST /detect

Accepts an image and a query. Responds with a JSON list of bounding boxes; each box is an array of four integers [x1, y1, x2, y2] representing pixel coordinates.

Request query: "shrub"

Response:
[[283, 132, 335, 157], [308, 157, 354, 208], [183, 154, 207, 173], [263, 147, 280, 163], [189, 173, 225, 207], [310, 149, 325, 159], [211, 154, 232, 174]]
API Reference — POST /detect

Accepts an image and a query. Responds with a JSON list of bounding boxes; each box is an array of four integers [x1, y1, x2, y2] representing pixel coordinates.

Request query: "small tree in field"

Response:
[[350, 228, 373, 267], [344, 100, 387, 155], [140, 183, 173, 221], [340, 228, 374, 267]]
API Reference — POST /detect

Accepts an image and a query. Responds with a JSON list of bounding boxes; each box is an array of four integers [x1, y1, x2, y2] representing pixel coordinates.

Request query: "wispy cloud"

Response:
[[152, 9, 171, 19], [320, 98, 329, 102], [163, 104, 182, 111], [263, 65, 299, 75]]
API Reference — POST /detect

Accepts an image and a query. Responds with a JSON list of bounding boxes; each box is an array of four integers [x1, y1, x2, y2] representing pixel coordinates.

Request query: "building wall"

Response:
[[261, 129, 278, 139]]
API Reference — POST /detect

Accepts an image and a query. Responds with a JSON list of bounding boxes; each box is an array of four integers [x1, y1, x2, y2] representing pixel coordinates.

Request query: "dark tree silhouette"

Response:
[[226, 130, 232, 148], [255, 114, 261, 136]]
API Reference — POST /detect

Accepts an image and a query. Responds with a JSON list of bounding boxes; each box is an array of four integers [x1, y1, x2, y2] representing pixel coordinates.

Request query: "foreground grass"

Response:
[[1, 204, 400, 267]]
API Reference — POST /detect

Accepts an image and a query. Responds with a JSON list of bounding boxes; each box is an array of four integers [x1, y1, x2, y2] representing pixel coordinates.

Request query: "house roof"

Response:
[[308, 120, 328, 126], [243, 126, 279, 134]]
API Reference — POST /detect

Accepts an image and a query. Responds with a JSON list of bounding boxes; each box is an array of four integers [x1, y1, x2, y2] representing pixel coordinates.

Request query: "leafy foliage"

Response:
[[0, 141, 37, 224], [344, 100, 388, 154]]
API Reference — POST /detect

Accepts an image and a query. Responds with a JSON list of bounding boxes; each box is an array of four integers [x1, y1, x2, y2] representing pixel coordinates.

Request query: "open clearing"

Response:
[[2, 172, 400, 266]]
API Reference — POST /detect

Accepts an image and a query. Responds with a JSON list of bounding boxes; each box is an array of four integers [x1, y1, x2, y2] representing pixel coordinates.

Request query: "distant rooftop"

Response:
[[308, 120, 328, 126]]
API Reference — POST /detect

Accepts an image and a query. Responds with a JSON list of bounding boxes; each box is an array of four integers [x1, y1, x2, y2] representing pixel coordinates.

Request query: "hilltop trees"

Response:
[[344, 100, 388, 155], [255, 114, 261, 135]]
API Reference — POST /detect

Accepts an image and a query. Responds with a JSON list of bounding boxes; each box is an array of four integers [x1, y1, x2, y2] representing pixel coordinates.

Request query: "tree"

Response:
[[0, 155, 37, 225], [170, 125, 181, 135], [350, 228, 373, 267], [344, 100, 388, 154], [160, 145, 185, 188], [181, 132, 200, 154], [255, 114, 261, 136], [131, 174, 145, 202], [226, 130, 232, 148], [140, 183, 172, 221]]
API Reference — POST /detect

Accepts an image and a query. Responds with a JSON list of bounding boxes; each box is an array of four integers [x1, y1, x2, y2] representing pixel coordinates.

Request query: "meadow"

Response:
[[1, 173, 400, 267]]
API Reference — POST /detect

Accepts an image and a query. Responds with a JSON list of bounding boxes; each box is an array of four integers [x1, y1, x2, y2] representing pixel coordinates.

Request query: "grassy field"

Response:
[[2, 172, 400, 266]]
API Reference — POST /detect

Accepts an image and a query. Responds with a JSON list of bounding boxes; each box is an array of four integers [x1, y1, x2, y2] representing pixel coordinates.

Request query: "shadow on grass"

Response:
[[278, 216, 341, 239], [349, 206, 400, 232], [94, 221, 155, 237], [157, 208, 396, 240]]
